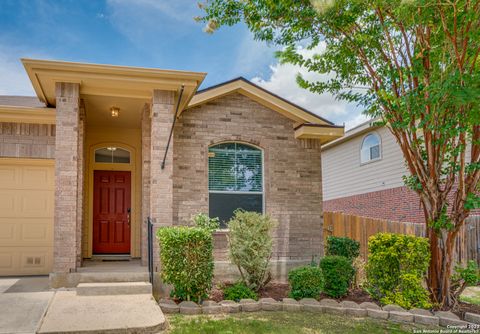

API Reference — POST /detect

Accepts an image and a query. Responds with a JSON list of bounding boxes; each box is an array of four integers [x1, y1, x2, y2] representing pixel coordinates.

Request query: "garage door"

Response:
[[0, 159, 54, 276]]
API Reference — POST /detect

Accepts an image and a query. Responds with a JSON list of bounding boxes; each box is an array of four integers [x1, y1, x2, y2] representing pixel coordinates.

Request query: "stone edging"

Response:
[[158, 297, 480, 329]]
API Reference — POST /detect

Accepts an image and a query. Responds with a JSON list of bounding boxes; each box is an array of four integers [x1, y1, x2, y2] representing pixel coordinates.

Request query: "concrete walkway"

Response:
[[0, 275, 165, 333], [0, 276, 53, 334], [37, 291, 166, 333]]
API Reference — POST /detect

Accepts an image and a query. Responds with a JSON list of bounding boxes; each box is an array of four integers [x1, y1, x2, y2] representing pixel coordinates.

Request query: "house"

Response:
[[322, 118, 479, 224], [0, 59, 344, 287]]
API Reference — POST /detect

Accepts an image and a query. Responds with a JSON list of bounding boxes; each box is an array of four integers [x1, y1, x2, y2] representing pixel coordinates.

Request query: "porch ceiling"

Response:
[[22, 58, 206, 111], [83, 95, 146, 129]]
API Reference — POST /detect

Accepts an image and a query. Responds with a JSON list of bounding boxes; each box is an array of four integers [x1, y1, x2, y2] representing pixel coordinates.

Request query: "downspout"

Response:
[[161, 85, 184, 170]]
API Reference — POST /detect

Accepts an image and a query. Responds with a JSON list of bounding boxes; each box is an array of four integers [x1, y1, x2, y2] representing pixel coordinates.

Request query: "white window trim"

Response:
[[359, 132, 382, 165]]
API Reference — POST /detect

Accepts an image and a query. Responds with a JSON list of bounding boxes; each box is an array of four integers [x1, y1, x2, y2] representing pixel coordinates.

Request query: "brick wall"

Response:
[[172, 93, 324, 264], [323, 185, 480, 224], [0, 122, 55, 158], [324, 186, 424, 223]]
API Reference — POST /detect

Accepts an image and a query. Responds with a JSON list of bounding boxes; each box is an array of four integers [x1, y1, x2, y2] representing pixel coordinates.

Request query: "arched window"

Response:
[[94, 147, 130, 163], [360, 133, 381, 163], [208, 142, 263, 227]]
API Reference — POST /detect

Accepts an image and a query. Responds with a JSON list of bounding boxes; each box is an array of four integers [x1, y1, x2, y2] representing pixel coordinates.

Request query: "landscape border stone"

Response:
[[178, 301, 202, 315], [259, 298, 282, 311], [282, 298, 303, 312], [158, 298, 477, 329], [239, 299, 261, 312]]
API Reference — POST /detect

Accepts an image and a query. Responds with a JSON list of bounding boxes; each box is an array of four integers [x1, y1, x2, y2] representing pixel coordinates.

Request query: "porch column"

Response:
[[141, 103, 151, 266], [76, 101, 86, 267], [53, 82, 80, 273], [150, 90, 175, 270]]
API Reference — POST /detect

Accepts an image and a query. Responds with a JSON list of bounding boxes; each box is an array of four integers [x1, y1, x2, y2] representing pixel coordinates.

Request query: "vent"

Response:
[[26, 256, 42, 266]]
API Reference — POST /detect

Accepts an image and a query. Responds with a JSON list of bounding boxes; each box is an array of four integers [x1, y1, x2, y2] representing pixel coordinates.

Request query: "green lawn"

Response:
[[166, 311, 435, 334], [461, 287, 480, 305]]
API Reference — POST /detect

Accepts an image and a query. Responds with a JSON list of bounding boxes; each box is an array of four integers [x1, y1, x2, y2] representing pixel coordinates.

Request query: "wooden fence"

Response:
[[323, 211, 480, 265]]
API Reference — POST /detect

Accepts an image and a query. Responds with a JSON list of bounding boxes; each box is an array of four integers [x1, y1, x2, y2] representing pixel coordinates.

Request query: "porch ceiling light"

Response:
[[110, 106, 120, 117]]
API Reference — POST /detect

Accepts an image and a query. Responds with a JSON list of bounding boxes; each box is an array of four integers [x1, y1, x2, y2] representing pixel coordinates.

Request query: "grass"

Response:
[[460, 287, 480, 305], [166, 311, 435, 334]]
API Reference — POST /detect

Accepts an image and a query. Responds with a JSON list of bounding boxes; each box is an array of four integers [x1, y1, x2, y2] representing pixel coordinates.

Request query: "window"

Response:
[[94, 147, 130, 163], [208, 142, 263, 227], [360, 133, 381, 163]]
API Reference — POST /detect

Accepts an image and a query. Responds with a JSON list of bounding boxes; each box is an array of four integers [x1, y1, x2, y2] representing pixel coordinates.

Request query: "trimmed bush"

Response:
[[319, 255, 354, 298], [157, 226, 214, 302], [366, 233, 431, 309], [325, 236, 360, 261], [228, 210, 276, 291], [381, 273, 431, 309], [223, 282, 258, 302], [288, 266, 323, 300], [192, 213, 220, 232]]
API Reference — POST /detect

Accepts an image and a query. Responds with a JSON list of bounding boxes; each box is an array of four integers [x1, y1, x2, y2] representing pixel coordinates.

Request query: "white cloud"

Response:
[[251, 44, 366, 129], [233, 32, 277, 75], [0, 47, 35, 96]]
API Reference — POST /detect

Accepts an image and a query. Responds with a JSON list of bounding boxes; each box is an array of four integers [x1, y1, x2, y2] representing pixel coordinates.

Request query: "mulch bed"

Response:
[[453, 301, 480, 318], [198, 282, 480, 317], [209, 282, 378, 305]]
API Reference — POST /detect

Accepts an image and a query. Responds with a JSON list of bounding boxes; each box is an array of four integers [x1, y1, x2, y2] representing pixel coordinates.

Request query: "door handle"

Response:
[[127, 208, 131, 226]]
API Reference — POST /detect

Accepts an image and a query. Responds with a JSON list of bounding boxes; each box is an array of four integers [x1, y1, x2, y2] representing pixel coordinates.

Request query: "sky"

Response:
[[0, 0, 367, 128]]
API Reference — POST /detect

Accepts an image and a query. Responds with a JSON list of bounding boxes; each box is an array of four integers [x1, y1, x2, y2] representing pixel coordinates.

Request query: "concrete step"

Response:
[[77, 282, 152, 296], [77, 272, 150, 284]]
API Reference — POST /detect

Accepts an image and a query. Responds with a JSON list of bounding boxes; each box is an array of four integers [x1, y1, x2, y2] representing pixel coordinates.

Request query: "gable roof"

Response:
[[322, 117, 381, 150], [188, 77, 334, 125]]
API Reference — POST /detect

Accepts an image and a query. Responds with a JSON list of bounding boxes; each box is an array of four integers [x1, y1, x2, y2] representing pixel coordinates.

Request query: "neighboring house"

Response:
[[322, 119, 478, 224], [0, 59, 343, 284], [322, 119, 424, 222]]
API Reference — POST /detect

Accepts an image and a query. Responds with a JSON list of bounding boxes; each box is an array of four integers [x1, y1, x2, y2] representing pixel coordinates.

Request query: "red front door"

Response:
[[93, 170, 131, 254]]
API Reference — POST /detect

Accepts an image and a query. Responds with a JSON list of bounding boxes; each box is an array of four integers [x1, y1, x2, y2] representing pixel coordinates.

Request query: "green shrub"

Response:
[[381, 273, 431, 309], [227, 210, 276, 291], [325, 236, 360, 261], [157, 226, 214, 302], [452, 260, 480, 301], [192, 213, 220, 232], [288, 266, 324, 300], [223, 282, 258, 302], [453, 260, 480, 287], [319, 255, 354, 298], [366, 233, 430, 309]]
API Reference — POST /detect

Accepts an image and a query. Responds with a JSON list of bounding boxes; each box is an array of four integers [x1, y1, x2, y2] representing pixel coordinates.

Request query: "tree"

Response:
[[199, 0, 480, 308]]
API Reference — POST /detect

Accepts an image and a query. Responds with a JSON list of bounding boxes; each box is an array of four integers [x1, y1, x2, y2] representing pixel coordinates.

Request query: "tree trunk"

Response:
[[426, 227, 456, 309]]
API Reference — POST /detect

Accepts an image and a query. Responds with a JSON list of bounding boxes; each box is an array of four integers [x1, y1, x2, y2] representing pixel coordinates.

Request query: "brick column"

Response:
[[53, 82, 80, 273], [76, 101, 85, 267], [141, 103, 151, 266], [150, 90, 175, 270]]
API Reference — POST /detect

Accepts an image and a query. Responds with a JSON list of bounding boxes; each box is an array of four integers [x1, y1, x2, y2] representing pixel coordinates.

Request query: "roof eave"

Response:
[[187, 78, 335, 125], [0, 105, 56, 124], [21, 58, 207, 108], [294, 124, 345, 144]]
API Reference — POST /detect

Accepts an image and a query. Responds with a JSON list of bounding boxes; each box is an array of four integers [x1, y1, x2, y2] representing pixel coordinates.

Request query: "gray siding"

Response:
[[322, 126, 409, 201]]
